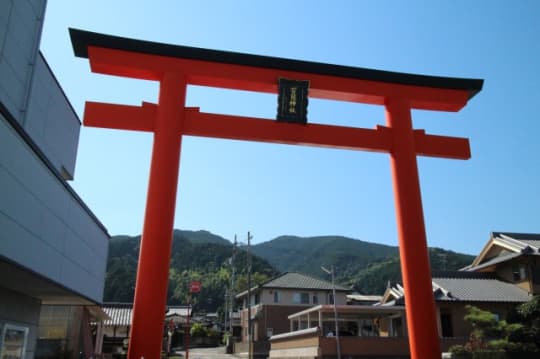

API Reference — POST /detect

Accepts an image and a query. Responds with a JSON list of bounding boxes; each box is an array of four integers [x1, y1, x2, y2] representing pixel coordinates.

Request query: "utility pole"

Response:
[[321, 265, 341, 359], [185, 294, 191, 359], [247, 231, 253, 359], [230, 235, 237, 334], [224, 289, 229, 334]]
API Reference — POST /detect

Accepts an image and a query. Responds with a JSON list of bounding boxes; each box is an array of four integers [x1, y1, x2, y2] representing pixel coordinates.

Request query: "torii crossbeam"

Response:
[[70, 28, 483, 359]]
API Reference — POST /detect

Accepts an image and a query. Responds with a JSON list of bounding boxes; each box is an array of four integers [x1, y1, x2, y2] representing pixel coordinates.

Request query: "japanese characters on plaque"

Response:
[[277, 78, 309, 124]]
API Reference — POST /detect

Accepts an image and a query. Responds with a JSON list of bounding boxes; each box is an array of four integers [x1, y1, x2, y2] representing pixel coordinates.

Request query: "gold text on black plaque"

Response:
[[277, 78, 309, 124]]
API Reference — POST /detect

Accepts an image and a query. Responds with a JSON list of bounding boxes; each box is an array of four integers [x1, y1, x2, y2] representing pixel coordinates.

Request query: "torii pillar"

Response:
[[70, 28, 483, 359]]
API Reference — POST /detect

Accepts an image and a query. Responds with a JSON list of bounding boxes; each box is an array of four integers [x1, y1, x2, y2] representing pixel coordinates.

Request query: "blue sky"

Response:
[[40, 1, 540, 255]]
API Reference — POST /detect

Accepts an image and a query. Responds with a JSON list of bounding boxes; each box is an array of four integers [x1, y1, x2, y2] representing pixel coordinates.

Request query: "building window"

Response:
[[248, 293, 260, 306], [440, 312, 453, 337], [313, 294, 318, 304], [2, 324, 29, 358], [532, 264, 540, 284], [293, 292, 310, 304], [390, 317, 403, 337], [273, 291, 280, 303], [328, 293, 334, 305], [37, 305, 86, 357], [512, 264, 527, 281]]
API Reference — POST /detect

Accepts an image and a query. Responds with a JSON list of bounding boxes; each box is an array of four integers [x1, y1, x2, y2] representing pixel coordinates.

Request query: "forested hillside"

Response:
[[251, 235, 475, 295], [104, 230, 278, 312], [105, 231, 475, 313], [341, 247, 475, 294]]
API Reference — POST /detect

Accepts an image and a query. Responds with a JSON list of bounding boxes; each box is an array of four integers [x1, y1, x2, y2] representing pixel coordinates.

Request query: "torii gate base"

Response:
[[70, 29, 483, 359]]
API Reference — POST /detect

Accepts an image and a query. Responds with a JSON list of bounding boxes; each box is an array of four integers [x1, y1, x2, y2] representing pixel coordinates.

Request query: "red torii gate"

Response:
[[70, 29, 483, 359]]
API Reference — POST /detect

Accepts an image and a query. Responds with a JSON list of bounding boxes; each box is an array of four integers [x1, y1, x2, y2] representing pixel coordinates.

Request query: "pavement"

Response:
[[174, 347, 238, 359]]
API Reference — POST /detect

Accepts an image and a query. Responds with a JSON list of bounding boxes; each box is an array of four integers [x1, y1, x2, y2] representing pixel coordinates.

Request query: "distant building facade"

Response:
[[95, 303, 222, 356], [235, 272, 352, 357], [0, 1, 109, 358]]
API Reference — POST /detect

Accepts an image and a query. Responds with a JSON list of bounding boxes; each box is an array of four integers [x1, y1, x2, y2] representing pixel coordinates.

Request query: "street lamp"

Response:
[[321, 265, 341, 359]]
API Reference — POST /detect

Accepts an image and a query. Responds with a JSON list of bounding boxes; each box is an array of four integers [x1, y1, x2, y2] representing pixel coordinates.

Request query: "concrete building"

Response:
[[0, 1, 109, 358]]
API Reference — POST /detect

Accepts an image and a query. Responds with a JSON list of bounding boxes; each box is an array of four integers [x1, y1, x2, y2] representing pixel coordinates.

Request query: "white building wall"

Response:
[[0, 0, 45, 125], [0, 0, 108, 303], [261, 288, 348, 306], [0, 0, 79, 179], [0, 114, 108, 301], [24, 54, 80, 179], [0, 1, 109, 357]]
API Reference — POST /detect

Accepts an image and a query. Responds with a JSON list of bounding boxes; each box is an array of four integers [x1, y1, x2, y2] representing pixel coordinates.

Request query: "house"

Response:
[[166, 306, 192, 328], [96, 303, 191, 356], [0, 1, 109, 358], [380, 271, 531, 339], [95, 303, 222, 356], [268, 232, 538, 358], [464, 231, 540, 294], [95, 303, 134, 356], [235, 272, 353, 357]]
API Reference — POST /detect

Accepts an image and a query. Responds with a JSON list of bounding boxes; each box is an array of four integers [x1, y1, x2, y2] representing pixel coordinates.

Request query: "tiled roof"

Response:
[[383, 272, 531, 305], [465, 252, 522, 271], [237, 272, 352, 297], [101, 304, 192, 326], [262, 272, 351, 291], [102, 303, 132, 326], [432, 272, 531, 303], [469, 232, 540, 270], [493, 232, 540, 251], [166, 306, 191, 317]]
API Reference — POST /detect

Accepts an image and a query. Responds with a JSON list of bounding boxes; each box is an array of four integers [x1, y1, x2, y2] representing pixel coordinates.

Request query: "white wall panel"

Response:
[[0, 211, 63, 284], [40, 209, 67, 253], [0, 116, 108, 302], [0, 167, 44, 238], [25, 55, 81, 178], [0, 58, 26, 117], [0, 2, 11, 51], [0, 0, 43, 124]]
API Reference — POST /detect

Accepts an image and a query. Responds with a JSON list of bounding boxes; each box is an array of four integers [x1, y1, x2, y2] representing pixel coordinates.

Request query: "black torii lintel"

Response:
[[69, 28, 483, 100]]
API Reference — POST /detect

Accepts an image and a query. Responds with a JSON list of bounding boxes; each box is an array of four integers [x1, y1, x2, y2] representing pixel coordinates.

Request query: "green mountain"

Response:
[[104, 231, 475, 313], [251, 235, 398, 274], [173, 229, 231, 245], [104, 231, 278, 312], [251, 235, 475, 295], [343, 247, 475, 294]]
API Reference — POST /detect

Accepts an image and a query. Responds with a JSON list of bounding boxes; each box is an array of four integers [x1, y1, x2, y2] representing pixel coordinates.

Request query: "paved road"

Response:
[[175, 347, 238, 359]]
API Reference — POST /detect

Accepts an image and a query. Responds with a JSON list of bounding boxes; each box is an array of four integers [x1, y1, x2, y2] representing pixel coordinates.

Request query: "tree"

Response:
[[505, 295, 540, 354], [466, 305, 506, 349], [451, 297, 540, 357]]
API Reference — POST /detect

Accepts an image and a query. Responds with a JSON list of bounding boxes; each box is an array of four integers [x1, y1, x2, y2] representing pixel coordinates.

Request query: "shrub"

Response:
[[190, 322, 208, 337]]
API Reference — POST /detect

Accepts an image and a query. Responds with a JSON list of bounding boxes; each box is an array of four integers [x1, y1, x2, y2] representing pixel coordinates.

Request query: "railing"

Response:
[[270, 328, 467, 358]]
